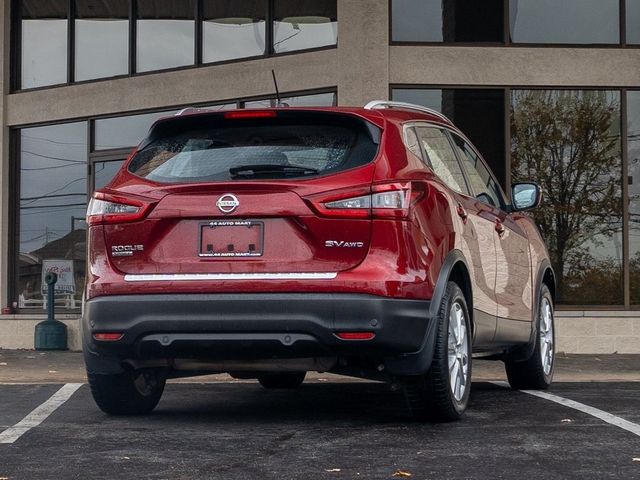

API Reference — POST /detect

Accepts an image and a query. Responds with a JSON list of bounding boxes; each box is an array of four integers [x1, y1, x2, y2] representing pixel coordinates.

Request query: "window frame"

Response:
[[8, 88, 337, 313], [10, 0, 338, 92], [389, 0, 637, 48], [392, 84, 636, 310]]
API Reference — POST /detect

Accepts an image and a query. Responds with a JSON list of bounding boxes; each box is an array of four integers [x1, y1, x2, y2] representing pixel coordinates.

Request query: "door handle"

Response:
[[495, 220, 505, 236], [456, 204, 468, 222]]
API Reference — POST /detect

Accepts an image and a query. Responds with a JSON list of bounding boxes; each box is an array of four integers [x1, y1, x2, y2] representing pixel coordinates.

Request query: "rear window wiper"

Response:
[[229, 164, 319, 178]]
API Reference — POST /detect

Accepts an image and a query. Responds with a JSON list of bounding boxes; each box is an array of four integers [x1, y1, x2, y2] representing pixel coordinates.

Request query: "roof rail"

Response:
[[363, 100, 452, 124]]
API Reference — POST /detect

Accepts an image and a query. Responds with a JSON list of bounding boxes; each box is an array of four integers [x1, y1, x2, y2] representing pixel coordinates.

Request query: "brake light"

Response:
[[224, 110, 277, 120], [86, 193, 154, 226], [310, 182, 424, 219]]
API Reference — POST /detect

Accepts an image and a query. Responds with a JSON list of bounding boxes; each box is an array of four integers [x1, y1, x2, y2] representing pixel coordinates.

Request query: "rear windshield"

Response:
[[127, 112, 379, 183]]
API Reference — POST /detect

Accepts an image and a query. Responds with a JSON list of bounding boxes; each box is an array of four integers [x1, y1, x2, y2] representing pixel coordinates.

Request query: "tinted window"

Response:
[[136, 0, 195, 72], [18, 122, 87, 310], [509, 0, 619, 44], [94, 110, 177, 150], [128, 114, 378, 183], [20, 0, 68, 88], [75, 0, 129, 81], [243, 92, 336, 108], [202, 0, 266, 63], [511, 89, 623, 305], [392, 0, 504, 43], [415, 127, 468, 194], [94, 160, 126, 190], [392, 88, 507, 188], [628, 0, 640, 44], [451, 134, 503, 208], [628, 91, 640, 303], [273, 0, 337, 53], [404, 127, 423, 160]]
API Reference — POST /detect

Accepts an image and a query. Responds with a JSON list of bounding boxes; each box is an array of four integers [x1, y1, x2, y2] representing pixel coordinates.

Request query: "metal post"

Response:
[[46, 272, 57, 321]]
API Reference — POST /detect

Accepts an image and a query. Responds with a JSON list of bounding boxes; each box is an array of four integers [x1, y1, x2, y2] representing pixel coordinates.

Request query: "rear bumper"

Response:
[[83, 293, 433, 376]]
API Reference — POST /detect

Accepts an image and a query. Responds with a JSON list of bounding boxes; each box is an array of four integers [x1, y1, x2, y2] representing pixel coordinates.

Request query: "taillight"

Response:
[[86, 193, 154, 226], [310, 182, 424, 219]]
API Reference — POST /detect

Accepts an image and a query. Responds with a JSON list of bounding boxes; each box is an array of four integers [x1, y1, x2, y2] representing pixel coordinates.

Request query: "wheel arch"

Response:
[[447, 257, 474, 337], [505, 259, 555, 362], [386, 249, 473, 376], [542, 265, 556, 305]]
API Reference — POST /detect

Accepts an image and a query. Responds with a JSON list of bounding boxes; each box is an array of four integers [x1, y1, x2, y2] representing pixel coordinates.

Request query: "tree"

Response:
[[510, 90, 623, 304]]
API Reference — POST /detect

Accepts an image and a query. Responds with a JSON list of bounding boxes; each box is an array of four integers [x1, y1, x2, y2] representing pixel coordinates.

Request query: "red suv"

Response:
[[83, 101, 555, 421]]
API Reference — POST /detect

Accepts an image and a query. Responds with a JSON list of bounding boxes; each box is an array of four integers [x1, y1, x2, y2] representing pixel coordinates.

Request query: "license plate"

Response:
[[199, 220, 264, 257]]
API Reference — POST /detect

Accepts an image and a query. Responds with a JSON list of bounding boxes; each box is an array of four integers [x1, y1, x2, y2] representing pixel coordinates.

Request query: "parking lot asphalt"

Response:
[[0, 353, 639, 480]]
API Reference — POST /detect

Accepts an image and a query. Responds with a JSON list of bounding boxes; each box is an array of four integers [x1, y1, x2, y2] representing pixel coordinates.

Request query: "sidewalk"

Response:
[[1, 349, 639, 384]]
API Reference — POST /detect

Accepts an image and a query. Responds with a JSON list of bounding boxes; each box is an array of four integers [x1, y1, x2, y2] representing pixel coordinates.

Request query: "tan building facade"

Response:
[[0, 0, 639, 352]]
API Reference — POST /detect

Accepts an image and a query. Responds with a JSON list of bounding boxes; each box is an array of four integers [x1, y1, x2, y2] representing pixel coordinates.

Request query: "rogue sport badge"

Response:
[[216, 194, 240, 214]]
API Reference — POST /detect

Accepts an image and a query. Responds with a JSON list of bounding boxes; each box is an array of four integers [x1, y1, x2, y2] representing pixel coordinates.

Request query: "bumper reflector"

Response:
[[334, 332, 375, 341], [93, 333, 124, 341]]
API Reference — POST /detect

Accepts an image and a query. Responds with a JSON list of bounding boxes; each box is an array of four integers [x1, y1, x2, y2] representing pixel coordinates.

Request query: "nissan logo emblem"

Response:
[[216, 194, 240, 214]]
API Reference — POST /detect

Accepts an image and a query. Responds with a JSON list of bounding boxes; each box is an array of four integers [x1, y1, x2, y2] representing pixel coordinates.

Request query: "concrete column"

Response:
[[0, 0, 10, 309], [337, 0, 389, 107]]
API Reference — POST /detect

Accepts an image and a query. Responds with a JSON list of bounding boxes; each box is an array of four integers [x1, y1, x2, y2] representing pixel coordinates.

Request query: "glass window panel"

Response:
[[199, 103, 237, 110], [392, 88, 442, 111], [18, 122, 88, 310], [509, 0, 619, 44], [628, 92, 640, 303], [136, 0, 195, 73], [75, 0, 129, 81], [511, 90, 623, 305], [94, 160, 125, 190], [392, 88, 507, 189], [203, 0, 266, 63], [627, 0, 640, 44], [243, 92, 336, 108], [415, 127, 468, 194], [281, 92, 336, 106], [391, 0, 504, 43], [451, 134, 504, 208], [94, 110, 176, 150], [243, 98, 276, 108], [273, 0, 337, 53], [20, 0, 68, 89]]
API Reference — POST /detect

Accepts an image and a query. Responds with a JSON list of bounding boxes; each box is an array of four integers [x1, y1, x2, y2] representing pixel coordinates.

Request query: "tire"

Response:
[[88, 368, 166, 415], [505, 284, 555, 390], [403, 281, 472, 422], [258, 372, 306, 389]]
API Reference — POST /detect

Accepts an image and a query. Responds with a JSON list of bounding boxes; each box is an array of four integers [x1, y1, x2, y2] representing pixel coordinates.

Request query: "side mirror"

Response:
[[511, 182, 542, 211]]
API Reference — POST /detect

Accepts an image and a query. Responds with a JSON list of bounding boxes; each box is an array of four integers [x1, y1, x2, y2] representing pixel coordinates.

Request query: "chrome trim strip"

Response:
[[124, 272, 338, 282]]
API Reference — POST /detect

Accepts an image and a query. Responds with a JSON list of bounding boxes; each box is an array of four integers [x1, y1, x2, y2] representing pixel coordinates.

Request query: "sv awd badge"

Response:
[[325, 240, 365, 248]]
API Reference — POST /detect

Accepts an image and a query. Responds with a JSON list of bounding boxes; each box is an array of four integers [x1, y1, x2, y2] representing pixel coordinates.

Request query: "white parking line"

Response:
[[0, 383, 83, 444], [491, 381, 640, 437]]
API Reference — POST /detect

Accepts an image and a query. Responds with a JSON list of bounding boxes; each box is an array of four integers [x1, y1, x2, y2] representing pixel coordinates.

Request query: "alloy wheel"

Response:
[[447, 301, 469, 402], [539, 298, 554, 375]]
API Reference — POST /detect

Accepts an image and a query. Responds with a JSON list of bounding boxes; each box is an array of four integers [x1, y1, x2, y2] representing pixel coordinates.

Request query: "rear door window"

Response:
[[415, 126, 469, 195], [128, 112, 379, 183]]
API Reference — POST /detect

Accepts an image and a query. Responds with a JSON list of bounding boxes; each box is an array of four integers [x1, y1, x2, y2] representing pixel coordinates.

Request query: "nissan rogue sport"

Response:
[[83, 101, 555, 421]]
